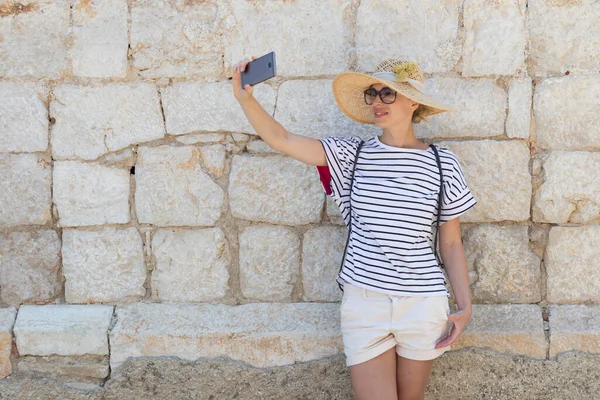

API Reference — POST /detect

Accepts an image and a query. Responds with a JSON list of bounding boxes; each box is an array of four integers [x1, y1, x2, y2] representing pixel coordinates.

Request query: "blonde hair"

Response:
[[412, 104, 429, 124]]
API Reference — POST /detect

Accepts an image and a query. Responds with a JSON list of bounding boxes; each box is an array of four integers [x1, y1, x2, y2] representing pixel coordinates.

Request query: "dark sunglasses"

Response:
[[363, 87, 396, 105]]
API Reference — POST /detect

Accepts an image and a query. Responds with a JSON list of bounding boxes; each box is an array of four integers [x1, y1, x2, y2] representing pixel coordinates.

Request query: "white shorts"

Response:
[[340, 281, 452, 366]]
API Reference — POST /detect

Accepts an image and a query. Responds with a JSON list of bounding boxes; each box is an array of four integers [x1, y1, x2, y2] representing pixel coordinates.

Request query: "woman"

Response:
[[233, 57, 476, 400]]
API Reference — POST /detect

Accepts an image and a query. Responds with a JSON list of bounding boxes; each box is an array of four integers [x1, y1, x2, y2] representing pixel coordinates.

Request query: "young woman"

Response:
[[233, 57, 476, 400]]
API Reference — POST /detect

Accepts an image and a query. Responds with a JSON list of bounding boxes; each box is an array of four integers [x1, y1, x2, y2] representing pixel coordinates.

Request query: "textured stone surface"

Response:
[[53, 161, 130, 227], [529, 0, 600, 76], [533, 152, 600, 224], [275, 80, 379, 140], [0, 154, 52, 227], [72, 0, 128, 78], [62, 227, 146, 304], [130, 0, 233, 78], [326, 197, 345, 225], [506, 77, 533, 139], [162, 81, 276, 135], [0, 0, 69, 78], [198, 144, 226, 177], [0, 82, 48, 152], [109, 302, 342, 371], [438, 140, 531, 222], [462, 0, 526, 77], [550, 305, 600, 357], [14, 305, 113, 356], [50, 84, 164, 160], [0, 230, 61, 306], [175, 133, 227, 145], [414, 78, 507, 139], [227, 0, 355, 76], [151, 228, 230, 302], [356, 0, 460, 73], [453, 304, 546, 358], [229, 155, 323, 225], [534, 76, 600, 150], [18, 355, 109, 380], [546, 226, 600, 304], [302, 227, 347, 302], [246, 140, 281, 154], [0, 307, 17, 379], [239, 226, 299, 301], [463, 225, 541, 303], [135, 145, 224, 227]]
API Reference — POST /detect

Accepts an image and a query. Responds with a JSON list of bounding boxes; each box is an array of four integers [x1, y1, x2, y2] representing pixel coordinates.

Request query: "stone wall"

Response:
[[1, 0, 600, 396]]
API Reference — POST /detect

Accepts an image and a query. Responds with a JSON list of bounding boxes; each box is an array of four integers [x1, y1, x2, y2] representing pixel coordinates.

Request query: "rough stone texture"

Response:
[[175, 133, 227, 145], [462, 0, 526, 77], [462, 225, 541, 303], [0, 154, 52, 227], [452, 304, 546, 358], [0, 307, 17, 379], [135, 145, 224, 227], [438, 140, 531, 222], [14, 305, 113, 356], [546, 226, 600, 304], [50, 84, 164, 161], [227, 0, 355, 76], [62, 227, 146, 304], [18, 355, 109, 380], [506, 77, 533, 139], [229, 155, 323, 225], [529, 0, 600, 76], [326, 197, 345, 225], [162, 81, 276, 135], [151, 228, 230, 302], [275, 80, 379, 140], [0, 0, 69, 78], [533, 152, 600, 224], [0, 82, 48, 152], [109, 302, 342, 372], [53, 161, 130, 227], [0, 230, 61, 306], [414, 78, 507, 139], [72, 0, 128, 78], [246, 140, 281, 154], [198, 144, 226, 177], [550, 305, 600, 358], [356, 0, 460, 73], [239, 226, 300, 301], [130, 0, 234, 78], [302, 227, 347, 302], [534, 76, 600, 150]]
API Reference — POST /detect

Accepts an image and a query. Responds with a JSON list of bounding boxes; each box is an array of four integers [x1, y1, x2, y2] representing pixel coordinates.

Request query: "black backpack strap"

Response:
[[337, 140, 364, 290], [429, 144, 445, 269]]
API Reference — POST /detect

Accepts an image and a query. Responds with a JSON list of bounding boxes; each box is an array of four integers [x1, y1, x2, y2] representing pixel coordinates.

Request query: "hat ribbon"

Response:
[[372, 71, 425, 93]]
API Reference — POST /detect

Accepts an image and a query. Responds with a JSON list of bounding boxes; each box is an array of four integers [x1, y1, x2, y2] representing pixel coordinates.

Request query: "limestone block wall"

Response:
[[0, 0, 599, 386]]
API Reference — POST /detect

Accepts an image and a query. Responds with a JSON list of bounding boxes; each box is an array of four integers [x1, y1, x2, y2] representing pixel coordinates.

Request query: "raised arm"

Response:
[[232, 57, 327, 166]]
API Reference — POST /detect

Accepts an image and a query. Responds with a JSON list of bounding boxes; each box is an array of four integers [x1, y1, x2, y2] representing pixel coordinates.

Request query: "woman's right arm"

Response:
[[232, 57, 327, 166]]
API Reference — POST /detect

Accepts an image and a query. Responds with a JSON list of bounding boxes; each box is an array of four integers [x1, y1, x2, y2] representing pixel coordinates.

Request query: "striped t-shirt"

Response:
[[319, 135, 477, 298]]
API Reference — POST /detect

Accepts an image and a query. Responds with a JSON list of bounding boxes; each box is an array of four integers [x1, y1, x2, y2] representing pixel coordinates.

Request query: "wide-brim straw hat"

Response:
[[332, 59, 455, 124]]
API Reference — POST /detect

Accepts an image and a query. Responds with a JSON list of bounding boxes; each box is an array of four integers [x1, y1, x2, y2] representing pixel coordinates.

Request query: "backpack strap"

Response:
[[429, 144, 445, 269]]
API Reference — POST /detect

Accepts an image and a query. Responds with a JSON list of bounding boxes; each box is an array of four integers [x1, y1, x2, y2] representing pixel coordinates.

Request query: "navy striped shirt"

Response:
[[320, 136, 477, 297]]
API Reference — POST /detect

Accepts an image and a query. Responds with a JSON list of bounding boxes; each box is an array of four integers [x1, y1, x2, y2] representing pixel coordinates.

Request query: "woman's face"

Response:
[[367, 83, 418, 127]]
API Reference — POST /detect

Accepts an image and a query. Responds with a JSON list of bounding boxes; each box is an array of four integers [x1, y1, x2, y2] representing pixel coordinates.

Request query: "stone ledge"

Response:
[[549, 305, 600, 358], [0, 307, 18, 379]]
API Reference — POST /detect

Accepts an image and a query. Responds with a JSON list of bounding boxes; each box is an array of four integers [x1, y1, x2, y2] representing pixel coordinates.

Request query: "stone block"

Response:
[[0, 154, 52, 227], [246, 140, 281, 154], [135, 145, 224, 227], [109, 302, 342, 371], [549, 305, 600, 357], [199, 144, 226, 177], [53, 161, 130, 227], [506, 77, 533, 139], [239, 226, 300, 301], [50, 84, 164, 160], [326, 197, 344, 225], [0, 82, 48, 152], [0, 230, 61, 306], [14, 305, 113, 356], [62, 227, 146, 304], [229, 155, 323, 225], [18, 355, 109, 380], [176, 133, 227, 145], [0, 307, 17, 378], [151, 228, 230, 302]]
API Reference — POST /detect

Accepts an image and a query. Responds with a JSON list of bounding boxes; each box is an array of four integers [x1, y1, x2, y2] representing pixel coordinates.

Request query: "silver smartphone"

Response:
[[241, 51, 276, 87]]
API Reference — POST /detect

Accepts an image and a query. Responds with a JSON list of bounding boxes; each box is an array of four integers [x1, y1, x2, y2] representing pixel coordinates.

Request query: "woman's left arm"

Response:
[[434, 216, 472, 348]]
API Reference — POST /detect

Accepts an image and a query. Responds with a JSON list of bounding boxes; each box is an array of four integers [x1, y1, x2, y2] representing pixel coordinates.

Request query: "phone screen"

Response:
[[241, 52, 276, 87]]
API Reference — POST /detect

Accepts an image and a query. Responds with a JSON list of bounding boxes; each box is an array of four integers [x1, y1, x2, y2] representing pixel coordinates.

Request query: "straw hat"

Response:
[[332, 59, 454, 124]]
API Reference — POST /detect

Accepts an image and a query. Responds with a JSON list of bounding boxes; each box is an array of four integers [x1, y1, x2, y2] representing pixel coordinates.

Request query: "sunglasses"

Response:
[[363, 87, 396, 105]]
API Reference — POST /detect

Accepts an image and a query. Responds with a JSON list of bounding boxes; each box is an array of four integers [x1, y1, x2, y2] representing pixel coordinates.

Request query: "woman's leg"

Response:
[[395, 356, 435, 400], [349, 347, 398, 400]]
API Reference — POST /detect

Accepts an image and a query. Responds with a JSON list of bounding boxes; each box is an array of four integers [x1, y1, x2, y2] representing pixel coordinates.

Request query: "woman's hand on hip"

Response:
[[435, 307, 472, 349]]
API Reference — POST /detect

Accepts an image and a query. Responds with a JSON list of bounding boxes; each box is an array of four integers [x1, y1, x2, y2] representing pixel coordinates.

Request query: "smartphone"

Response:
[[241, 51, 276, 87]]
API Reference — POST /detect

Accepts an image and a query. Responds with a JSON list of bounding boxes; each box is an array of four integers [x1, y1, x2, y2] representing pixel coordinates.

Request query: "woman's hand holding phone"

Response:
[[232, 56, 256, 103]]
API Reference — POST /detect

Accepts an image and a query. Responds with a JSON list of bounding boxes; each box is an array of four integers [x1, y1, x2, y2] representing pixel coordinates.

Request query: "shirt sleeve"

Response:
[[438, 149, 477, 223]]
